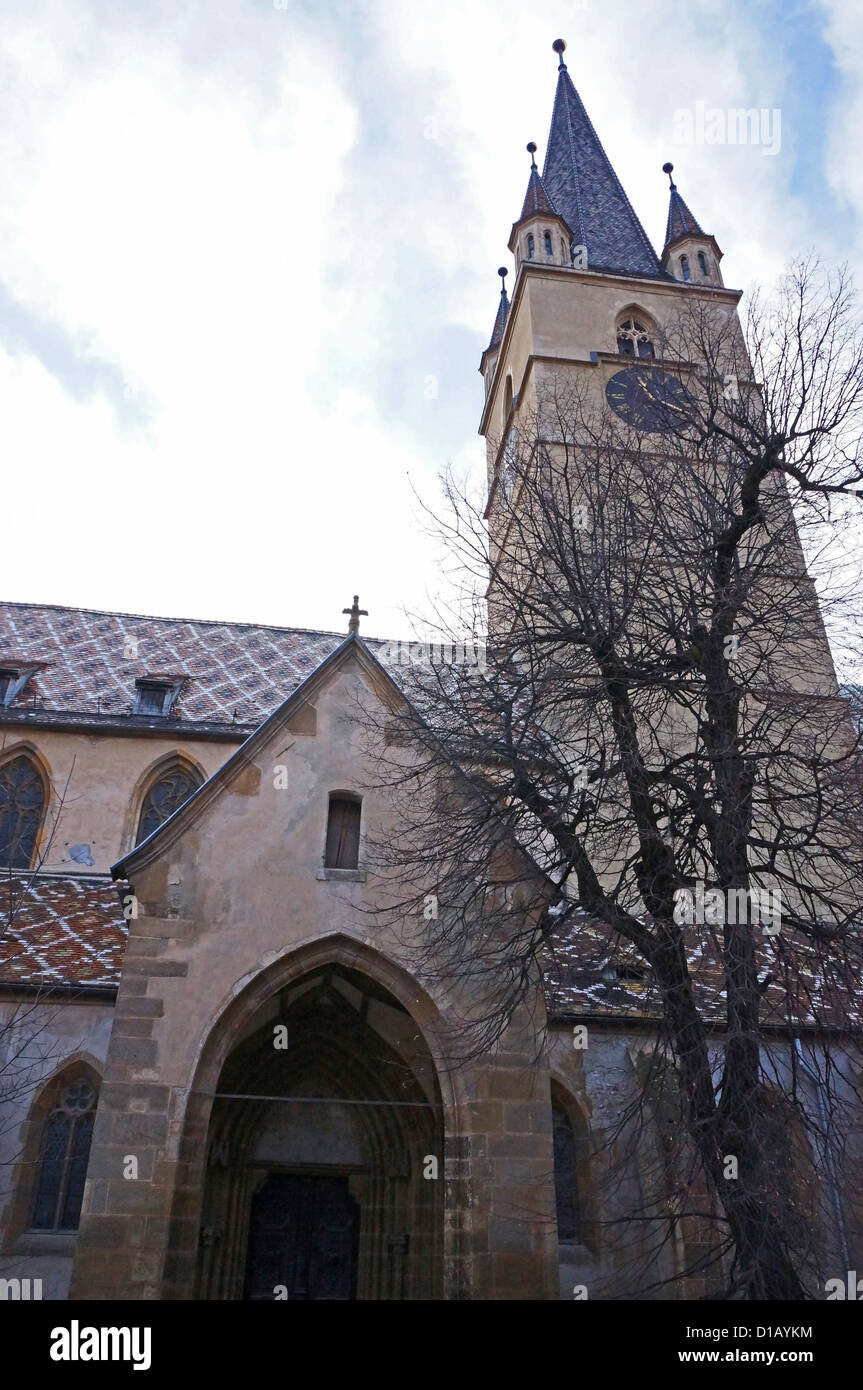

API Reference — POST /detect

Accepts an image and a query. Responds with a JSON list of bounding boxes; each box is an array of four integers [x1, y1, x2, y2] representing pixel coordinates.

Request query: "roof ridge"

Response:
[[0, 598, 358, 641]]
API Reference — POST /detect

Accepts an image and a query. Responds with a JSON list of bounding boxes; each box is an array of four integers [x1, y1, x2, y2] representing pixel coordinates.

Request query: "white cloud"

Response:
[[0, 0, 858, 641]]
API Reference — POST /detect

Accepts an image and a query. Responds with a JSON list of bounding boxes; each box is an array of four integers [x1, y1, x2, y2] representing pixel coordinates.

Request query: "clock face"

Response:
[[605, 366, 694, 434]]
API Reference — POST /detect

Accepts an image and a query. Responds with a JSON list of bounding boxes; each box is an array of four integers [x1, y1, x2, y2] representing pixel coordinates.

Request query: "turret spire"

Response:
[[519, 141, 556, 219], [662, 162, 706, 248], [541, 38, 663, 279], [486, 267, 510, 352]]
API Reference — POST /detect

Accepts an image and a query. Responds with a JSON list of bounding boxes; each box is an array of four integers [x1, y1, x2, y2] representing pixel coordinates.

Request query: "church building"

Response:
[[1, 40, 860, 1301]]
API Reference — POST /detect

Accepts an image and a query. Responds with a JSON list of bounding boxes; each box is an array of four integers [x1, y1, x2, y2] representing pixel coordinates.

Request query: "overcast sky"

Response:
[[1, 0, 861, 641]]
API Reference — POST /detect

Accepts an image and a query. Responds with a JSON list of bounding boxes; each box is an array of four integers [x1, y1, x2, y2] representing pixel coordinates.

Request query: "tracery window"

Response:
[[0, 753, 45, 868], [30, 1078, 97, 1231], [136, 761, 203, 844], [616, 318, 655, 359]]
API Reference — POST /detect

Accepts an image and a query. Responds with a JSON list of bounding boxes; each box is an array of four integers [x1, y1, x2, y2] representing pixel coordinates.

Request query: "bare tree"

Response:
[[362, 258, 863, 1299]]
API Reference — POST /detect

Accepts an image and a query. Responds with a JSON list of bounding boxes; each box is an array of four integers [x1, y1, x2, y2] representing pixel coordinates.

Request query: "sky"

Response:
[[1, 0, 861, 642]]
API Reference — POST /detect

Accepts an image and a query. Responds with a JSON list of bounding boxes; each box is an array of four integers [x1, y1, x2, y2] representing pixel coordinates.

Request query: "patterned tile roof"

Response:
[[542, 912, 861, 1030], [0, 601, 350, 726], [0, 874, 126, 986], [541, 55, 664, 280]]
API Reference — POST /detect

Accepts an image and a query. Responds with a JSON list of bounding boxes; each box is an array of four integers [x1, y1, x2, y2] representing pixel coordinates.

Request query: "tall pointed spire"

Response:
[[541, 38, 663, 279], [662, 161, 705, 248]]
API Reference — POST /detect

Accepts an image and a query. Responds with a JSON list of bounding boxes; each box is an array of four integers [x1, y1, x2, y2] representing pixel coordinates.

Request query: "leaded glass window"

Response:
[[31, 1079, 97, 1231], [137, 763, 203, 843], [0, 754, 45, 869]]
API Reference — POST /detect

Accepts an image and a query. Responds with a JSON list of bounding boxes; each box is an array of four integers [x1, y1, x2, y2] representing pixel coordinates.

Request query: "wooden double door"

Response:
[[244, 1173, 360, 1301]]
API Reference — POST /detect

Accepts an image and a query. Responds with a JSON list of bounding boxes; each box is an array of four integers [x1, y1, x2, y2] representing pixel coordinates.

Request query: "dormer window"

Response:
[[133, 678, 181, 717], [697, 251, 708, 277], [527, 234, 535, 259], [544, 230, 552, 256], [616, 318, 654, 360], [0, 664, 40, 707], [680, 254, 691, 282]]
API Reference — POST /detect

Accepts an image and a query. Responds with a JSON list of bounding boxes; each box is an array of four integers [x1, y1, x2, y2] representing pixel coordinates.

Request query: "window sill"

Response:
[[315, 868, 367, 883], [7, 1231, 78, 1255]]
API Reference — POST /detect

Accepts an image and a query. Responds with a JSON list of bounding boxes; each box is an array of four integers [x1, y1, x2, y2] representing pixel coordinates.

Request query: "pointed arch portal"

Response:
[[195, 964, 444, 1300]]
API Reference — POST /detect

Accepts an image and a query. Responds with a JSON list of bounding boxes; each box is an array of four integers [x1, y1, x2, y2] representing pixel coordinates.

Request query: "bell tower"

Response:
[[478, 38, 743, 521]]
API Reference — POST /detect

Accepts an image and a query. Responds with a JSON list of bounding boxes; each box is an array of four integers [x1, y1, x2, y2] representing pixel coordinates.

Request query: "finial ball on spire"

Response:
[[498, 266, 507, 280], [662, 162, 674, 175], [552, 38, 566, 54]]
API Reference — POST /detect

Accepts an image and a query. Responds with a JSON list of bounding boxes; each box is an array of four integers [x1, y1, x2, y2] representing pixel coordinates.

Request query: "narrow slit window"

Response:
[[527, 234, 535, 259], [680, 254, 691, 282], [544, 230, 552, 256], [697, 250, 708, 276], [325, 795, 361, 870]]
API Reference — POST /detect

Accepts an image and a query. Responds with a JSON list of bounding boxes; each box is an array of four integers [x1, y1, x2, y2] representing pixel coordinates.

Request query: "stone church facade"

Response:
[[1, 41, 861, 1301]]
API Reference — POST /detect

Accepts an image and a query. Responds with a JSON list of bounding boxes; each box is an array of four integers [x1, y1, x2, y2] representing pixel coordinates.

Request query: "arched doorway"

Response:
[[195, 963, 444, 1300]]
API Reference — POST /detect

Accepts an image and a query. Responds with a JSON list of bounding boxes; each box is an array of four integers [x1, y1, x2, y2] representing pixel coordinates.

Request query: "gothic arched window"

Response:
[[616, 318, 654, 360], [324, 794, 362, 870], [552, 1101, 583, 1242], [30, 1078, 97, 1231], [544, 230, 553, 256], [136, 761, 204, 844], [527, 234, 535, 259], [0, 753, 45, 869], [680, 254, 691, 282], [697, 250, 708, 277]]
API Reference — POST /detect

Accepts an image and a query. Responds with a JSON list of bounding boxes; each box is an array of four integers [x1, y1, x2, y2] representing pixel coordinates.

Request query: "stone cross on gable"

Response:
[[342, 595, 368, 635]]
